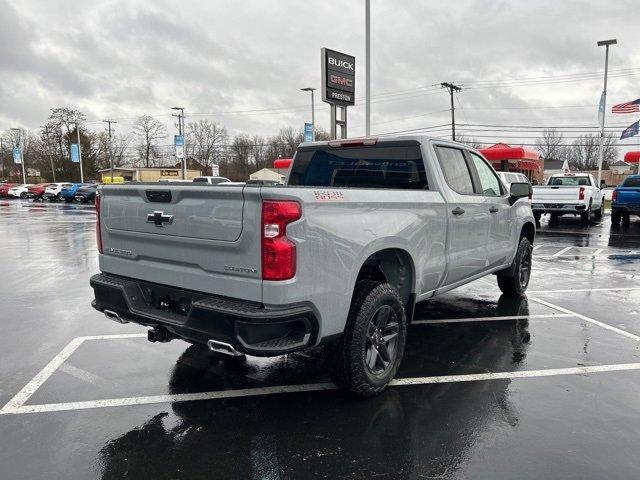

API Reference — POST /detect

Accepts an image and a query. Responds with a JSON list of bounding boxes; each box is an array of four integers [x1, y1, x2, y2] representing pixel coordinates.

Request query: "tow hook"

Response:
[[147, 327, 173, 343]]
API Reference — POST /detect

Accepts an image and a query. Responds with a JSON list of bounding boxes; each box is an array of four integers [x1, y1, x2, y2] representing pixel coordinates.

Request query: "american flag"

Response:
[[612, 98, 640, 114]]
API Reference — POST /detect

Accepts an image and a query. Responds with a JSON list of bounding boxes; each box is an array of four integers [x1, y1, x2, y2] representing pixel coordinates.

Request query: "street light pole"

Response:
[[300, 88, 316, 141], [11, 128, 26, 184], [596, 38, 617, 188], [365, 0, 371, 137], [172, 107, 186, 179], [76, 123, 84, 183]]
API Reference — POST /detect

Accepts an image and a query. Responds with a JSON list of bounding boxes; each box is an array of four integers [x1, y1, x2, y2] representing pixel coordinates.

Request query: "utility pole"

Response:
[[596, 39, 617, 188], [171, 107, 186, 179], [365, 0, 371, 137], [76, 122, 84, 183], [102, 119, 117, 182], [41, 126, 57, 182], [0, 137, 4, 180], [441, 82, 462, 141]]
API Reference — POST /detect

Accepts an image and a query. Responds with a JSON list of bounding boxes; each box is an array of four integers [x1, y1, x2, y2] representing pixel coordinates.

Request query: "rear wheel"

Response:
[[580, 203, 592, 225], [496, 237, 533, 296], [611, 211, 621, 226], [549, 213, 560, 224], [325, 281, 407, 397], [20, 192, 27, 199], [594, 202, 604, 220], [622, 214, 631, 227], [533, 212, 542, 224]]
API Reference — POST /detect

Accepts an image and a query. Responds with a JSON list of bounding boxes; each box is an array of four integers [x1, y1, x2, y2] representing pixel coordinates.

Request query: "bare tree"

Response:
[[186, 120, 228, 174], [535, 128, 568, 160], [567, 133, 618, 170], [456, 134, 482, 149], [133, 115, 166, 167]]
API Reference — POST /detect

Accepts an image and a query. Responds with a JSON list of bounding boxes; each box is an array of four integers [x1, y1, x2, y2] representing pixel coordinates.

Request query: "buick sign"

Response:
[[321, 48, 355, 106]]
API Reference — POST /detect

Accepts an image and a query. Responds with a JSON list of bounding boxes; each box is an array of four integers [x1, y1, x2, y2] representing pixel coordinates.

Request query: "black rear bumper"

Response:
[[90, 273, 318, 356], [612, 205, 640, 215]]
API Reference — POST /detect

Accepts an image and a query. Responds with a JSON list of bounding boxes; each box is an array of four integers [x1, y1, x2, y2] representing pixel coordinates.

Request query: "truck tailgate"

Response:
[[98, 184, 263, 302], [532, 186, 581, 204], [616, 188, 640, 205]]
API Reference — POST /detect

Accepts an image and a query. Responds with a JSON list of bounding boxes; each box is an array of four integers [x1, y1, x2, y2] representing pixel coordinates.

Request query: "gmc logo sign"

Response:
[[330, 74, 353, 87]]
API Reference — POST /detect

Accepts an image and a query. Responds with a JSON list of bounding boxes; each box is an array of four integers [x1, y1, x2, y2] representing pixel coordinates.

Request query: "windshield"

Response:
[[548, 176, 591, 186]]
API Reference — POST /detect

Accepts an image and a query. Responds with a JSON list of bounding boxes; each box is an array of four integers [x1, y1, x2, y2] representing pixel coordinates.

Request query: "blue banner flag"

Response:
[[13, 147, 22, 164], [620, 121, 639, 140], [70, 143, 80, 163], [304, 122, 313, 142]]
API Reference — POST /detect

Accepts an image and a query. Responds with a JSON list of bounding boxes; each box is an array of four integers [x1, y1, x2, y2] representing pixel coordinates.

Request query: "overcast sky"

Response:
[[1, 0, 639, 154]]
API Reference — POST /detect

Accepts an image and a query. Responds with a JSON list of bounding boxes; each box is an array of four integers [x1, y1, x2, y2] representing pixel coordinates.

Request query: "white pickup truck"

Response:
[[531, 173, 604, 224]]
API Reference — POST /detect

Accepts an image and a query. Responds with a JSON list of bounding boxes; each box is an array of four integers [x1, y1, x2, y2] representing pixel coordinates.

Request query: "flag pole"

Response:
[[596, 39, 616, 188]]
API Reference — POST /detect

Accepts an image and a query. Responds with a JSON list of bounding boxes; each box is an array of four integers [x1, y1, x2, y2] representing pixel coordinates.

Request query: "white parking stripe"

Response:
[[528, 287, 640, 294], [4, 363, 640, 415], [529, 297, 640, 342], [412, 313, 572, 324], [552, 247, 574, 257], [593, 248, 604, 255], [0, 333, 145, 414]]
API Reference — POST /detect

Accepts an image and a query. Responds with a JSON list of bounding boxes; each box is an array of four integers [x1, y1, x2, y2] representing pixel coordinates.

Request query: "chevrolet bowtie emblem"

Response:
[[147, 211, 174, 227]]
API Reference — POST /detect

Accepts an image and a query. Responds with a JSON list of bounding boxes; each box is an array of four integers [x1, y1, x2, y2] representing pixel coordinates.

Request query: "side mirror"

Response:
[[510, 182, 532, 204]]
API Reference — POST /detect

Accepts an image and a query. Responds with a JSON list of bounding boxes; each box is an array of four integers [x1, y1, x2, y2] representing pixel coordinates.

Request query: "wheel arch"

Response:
[[353, 248, 416, 322], [520, 221, 535, 245]]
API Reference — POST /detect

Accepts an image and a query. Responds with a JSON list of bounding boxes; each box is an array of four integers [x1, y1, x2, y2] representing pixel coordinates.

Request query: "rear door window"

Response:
[[435, 146, 475, 195], [289, 144, 428, 189]]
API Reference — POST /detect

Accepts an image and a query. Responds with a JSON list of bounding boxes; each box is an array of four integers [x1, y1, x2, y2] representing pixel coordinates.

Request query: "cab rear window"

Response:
[[289, 144, 428, 190], [623, 177, 640, 187]]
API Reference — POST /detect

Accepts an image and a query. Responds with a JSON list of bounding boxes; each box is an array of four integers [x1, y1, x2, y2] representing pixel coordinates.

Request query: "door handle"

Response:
[[489, 206, 499, 213], [452, 207, 465, 216]]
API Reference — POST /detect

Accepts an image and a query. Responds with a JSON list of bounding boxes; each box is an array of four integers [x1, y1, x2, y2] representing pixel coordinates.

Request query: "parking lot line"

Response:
[[528, 286, 640, 294], [4, 362, 640, 415], [552, 246, 574, 257], [0, 333, 146, 415], [529, 297, 640, 342], [412, 313, 572, 324]]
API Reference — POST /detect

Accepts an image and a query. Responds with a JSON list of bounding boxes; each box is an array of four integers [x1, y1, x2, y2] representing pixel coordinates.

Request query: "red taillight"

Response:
[[612, 189, 618, 202], [261, 200, 301, 280], [95, 193, 103, 254], [578, 186, 585, 200]]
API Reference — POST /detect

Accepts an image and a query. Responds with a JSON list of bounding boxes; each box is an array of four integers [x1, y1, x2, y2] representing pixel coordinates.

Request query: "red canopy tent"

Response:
[[479, 143, 542, 182], [624, 151, 640, 164], [273, 158, 292, 169]]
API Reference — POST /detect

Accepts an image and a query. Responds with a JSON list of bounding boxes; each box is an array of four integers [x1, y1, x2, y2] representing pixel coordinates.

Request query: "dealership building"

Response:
[[479, 143, 544, 184], [98, 167, 202, 182]]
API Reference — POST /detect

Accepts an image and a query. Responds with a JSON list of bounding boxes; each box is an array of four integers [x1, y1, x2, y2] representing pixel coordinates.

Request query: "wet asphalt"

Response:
[[1, 199, 640, 479]]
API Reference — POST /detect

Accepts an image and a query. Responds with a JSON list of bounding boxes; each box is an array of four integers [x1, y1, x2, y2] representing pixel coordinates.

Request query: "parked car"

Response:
[[531, 173, 604, 224], [59, 183, 86, 202], [496, 172, 530, 188], [0, 183, 16, 197], [193, 176, 231, 184], [28, 183, 53, 201], [90, 136, 535, 396], [611, 175, 640, 226], [44, 182, 73, 201], [74, 184, 98, 203], [8, 184, 32, 198]]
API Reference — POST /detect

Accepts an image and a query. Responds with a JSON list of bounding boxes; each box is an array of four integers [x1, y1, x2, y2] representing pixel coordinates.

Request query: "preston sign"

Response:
[[321, 48, 355, 106]]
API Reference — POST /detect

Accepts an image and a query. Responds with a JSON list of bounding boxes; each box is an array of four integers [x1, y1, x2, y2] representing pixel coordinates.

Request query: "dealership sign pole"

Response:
[[321, 48, 355, 139]]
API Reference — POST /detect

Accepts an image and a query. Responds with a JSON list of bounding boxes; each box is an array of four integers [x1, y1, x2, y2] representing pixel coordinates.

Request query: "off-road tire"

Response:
[[325, 281, 407, 397], [611, 211, 621, 226], [580, 202, 592, 226], [622, 214, 631, 227], [497, 237, 533, 296], [533, 212, 542, 223], [549, 213, 560, 224]]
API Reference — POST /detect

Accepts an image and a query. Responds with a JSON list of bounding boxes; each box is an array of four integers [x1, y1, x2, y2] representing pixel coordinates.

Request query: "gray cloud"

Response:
[[1, 0, 638, 154]]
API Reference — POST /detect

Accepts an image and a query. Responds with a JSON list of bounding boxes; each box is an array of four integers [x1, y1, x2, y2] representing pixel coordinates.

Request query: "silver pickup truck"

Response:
[[90, 136, 535, 395]]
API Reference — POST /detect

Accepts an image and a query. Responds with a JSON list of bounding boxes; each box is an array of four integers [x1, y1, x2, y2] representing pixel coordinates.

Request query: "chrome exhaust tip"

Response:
[[207, 339, 243, 357], [104, 309, 129, 324]]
